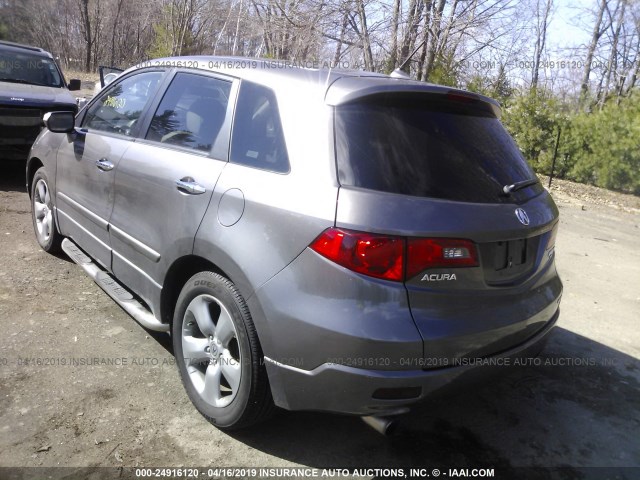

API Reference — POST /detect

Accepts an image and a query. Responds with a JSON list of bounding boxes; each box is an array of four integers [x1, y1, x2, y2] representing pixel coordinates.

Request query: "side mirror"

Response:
[[43, 111, 76, 133], [68, 79, 81, 91]]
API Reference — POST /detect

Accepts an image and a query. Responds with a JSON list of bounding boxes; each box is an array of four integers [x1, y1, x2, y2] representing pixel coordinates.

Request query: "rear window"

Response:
[[335, 94, 542, 203]]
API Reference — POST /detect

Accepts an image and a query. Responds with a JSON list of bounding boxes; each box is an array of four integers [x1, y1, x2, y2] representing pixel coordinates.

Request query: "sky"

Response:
[[547, 0, 592, 51], [524, 0, 597, 93]]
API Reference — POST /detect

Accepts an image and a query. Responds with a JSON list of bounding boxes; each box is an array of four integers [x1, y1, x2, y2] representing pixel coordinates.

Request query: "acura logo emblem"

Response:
[[515, 208, 530, 225]]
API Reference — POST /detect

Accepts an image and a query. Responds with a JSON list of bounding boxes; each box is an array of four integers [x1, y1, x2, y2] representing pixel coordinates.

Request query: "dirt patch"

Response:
[[539, 174, 640, 213]]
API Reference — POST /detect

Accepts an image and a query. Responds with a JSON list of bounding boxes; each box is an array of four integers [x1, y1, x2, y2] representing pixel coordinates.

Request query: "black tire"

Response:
[[31, 167, 62, 253], [172, 271, 275, 429]]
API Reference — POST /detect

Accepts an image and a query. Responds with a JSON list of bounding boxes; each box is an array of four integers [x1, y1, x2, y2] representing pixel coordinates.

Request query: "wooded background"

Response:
[[1, 0, 638, 194]]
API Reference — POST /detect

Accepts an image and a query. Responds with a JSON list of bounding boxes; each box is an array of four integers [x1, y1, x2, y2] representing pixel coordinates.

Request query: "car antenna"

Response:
[[391, 39, 428, 79]]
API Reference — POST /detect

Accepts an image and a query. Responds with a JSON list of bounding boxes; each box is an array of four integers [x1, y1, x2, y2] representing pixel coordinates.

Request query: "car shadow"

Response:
[[146, 329, 174, 354], [225, 327, 639, 473], [0, 162, 27, 193]]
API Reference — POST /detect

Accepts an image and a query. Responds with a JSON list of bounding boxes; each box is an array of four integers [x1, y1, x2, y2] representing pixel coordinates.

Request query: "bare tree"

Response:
[[78, 0, 94, 71], [598, 0, 627, 108], [530, 0, 553, 89], [355, 0, 374, 69], [580, 0, 609, 99]]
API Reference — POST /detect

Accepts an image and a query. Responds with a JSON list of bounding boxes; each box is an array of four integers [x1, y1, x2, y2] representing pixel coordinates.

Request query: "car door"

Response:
[[55, 70, 164, 269], [98, 65, 125, 88], [108, 71, 236, 314]]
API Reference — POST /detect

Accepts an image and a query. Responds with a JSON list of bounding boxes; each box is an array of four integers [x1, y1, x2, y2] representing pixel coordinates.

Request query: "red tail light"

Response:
[[310, 228, 478, 282], [310, 228, 404, 281]]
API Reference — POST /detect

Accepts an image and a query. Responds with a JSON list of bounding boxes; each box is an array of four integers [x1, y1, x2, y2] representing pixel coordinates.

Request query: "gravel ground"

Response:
[[539, 174, 640, 213], [0, 163, 638, 479]]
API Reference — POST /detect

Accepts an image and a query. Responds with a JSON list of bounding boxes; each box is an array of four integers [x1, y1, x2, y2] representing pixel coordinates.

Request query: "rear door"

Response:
[[55, 70, 164, 269], [108, 70, 236, 312], [333, 90, 562, 364]]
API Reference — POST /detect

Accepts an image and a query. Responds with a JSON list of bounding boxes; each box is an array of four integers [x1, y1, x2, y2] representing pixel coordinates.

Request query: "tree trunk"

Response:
[[580, 0, 607, 98], [356, 0, 374, 70], [423, 0, 446, 80], [599, 0, 627, 109], [79, 0, 92, 71], [110, 0, 124, 66], [625, 38, 640, 94], [232, 0, 244, 55], [398, 0, 422, 71], [387, 0, 401, 72], [416, 0, 434, 80], [531, 0, 553, 90], [333, 10, 349, 66]]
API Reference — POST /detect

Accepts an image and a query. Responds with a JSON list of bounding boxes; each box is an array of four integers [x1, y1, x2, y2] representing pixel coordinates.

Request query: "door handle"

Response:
[[176, 177, 206, 195], [96, 158, 114, 171]]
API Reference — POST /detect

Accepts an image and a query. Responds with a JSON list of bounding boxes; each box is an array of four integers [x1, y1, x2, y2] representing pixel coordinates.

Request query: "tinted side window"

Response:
[[230, 81, 289, 173], [83, 72, 162, 136], [146, 72, 231, 154]]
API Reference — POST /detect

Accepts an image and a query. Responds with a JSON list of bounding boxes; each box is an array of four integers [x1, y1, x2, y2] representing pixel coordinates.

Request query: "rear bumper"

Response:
[[265, 308, 559, 415]]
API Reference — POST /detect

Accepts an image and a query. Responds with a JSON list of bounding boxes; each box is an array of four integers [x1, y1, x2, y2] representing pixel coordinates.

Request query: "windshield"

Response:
[[0, 50, 64, 88], [335, 93, 542, 204]]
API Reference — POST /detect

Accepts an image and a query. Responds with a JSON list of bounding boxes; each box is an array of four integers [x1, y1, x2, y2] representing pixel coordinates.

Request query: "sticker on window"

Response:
[[104, 96, 126, 109]]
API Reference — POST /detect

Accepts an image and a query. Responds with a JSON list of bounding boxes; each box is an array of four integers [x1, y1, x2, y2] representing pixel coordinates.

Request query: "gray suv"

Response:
[[27, 57, 562, 431]]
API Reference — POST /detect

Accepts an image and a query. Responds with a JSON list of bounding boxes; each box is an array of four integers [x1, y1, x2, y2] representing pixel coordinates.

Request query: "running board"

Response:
[[61, 238, 169, 332]]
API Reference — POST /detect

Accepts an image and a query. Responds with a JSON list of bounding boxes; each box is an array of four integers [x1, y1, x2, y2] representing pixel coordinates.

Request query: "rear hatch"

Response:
[[330, 81, 562, 366]]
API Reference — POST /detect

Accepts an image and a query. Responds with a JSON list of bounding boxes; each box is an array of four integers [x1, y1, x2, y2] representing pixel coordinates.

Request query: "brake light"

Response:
[[446, 91, 477, 103], [310, 228, 404, 281], [310, 228, 478, 282]]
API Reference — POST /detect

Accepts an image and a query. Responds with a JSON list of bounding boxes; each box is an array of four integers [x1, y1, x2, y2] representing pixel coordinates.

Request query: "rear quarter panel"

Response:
[[193, 81, 339, 357]]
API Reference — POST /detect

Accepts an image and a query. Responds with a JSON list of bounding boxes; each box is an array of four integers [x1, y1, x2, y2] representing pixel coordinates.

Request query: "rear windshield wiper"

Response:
[[502, 178, 539, 194]]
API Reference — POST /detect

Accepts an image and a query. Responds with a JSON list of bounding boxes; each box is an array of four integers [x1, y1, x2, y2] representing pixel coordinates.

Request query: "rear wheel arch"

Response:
[[160, 255, 228, 326], [160, 255, 274, 354]]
